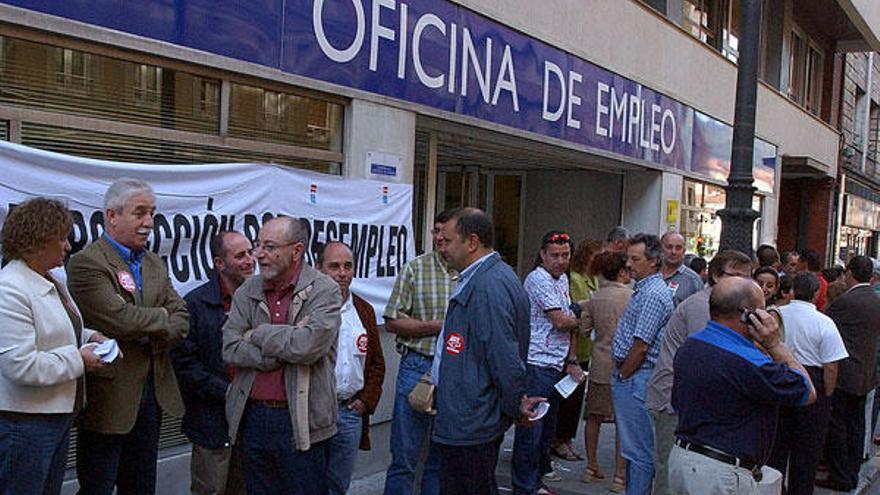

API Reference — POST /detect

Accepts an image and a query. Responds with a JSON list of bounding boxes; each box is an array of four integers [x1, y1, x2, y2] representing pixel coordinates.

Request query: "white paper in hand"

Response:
[[92, 339, 120, 364], [528, 401, 550, 422], [554, 374, 580, 399]]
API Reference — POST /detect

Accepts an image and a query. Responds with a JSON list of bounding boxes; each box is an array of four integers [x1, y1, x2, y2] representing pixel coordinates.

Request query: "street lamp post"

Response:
[[718, 0, 762, 255]]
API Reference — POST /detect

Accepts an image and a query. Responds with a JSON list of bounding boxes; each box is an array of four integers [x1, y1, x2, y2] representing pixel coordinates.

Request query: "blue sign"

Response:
[[370, 163, 398, 177], [1, 0, 776, 188]]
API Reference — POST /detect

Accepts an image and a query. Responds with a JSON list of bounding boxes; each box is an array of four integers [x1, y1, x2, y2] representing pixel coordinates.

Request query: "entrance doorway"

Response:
[[436, 167, 524, 269]]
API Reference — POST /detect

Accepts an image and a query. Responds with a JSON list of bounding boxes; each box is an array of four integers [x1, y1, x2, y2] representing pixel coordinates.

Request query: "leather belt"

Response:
[[396, 343, 432, 359], [249, 399, 288, 409], [675, 439, 762, 480]]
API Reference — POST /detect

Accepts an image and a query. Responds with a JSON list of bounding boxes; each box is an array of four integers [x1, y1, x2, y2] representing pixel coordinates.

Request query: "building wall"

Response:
[[453, 0, 840, 173], [519, 168, 623, 274]]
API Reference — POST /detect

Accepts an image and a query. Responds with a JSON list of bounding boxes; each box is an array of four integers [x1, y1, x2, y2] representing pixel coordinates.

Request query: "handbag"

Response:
[[407, 371, 437, 415]]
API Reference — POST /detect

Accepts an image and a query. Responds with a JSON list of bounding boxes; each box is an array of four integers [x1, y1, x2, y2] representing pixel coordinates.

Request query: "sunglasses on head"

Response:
[[547, 232, 570, 243]]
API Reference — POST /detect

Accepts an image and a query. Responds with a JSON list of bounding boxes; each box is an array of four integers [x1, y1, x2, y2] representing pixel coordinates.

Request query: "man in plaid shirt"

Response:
[[611, 233, 673, 495], [383, 210, 457, 495]]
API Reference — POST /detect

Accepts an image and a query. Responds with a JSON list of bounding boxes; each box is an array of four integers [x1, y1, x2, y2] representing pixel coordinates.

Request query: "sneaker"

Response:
[[537, 485, 559, 495], [542, 469, 563, 483]]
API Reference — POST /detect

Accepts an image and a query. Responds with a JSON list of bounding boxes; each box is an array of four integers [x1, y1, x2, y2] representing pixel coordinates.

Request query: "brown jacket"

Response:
[[581, 280, 633, 385], [352, 294, 385, 450], [67, 237, 188, 434], [223, 265, 342, 451]]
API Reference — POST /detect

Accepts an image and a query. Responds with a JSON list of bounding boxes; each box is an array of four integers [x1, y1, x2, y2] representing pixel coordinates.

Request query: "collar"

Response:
[[263, 261, 304, 292], [102, 232, 145, 265], [706, 320, 753, 347], [847, 282, 871, 294], [536, 265, 563, 281], [431, 250, 456, 276], [458, 251, 495, 284], [635, 271, 663, 290], [341, 292, 355, 312], [789, 299, 816, 310], [241, 263, 320, 301], [663, 263, 686, 280], [599, 279, 628, 289]]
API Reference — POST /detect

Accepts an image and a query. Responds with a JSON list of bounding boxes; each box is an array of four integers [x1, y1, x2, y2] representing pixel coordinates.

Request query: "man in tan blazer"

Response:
[[67, 178, 188, 495]]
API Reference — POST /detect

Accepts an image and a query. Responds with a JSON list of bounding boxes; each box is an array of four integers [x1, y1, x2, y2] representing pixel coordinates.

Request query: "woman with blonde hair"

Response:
[[0, 197, 108, 494]]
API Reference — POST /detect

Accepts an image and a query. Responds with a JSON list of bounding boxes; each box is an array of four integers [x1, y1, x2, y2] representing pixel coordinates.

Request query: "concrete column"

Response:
[[621, 169, 663, 235], [343, 99, 416, 183]]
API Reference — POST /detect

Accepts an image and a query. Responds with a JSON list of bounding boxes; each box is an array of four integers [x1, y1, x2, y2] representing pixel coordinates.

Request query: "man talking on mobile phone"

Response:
[[668, 276, 816, 495]]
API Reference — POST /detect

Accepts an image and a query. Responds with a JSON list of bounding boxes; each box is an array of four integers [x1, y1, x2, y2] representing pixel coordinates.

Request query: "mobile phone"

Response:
[[740, 309, 758, 327]]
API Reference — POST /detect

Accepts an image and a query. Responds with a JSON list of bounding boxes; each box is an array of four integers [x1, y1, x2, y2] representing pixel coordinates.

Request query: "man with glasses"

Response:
[[511, 230, 583, 495], [222, 216, 342, 494], [383, 210, 457, 495], [646, 250, 752, 495]]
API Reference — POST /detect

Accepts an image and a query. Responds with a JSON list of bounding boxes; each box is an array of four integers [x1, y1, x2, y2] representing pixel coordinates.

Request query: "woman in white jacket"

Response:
[[0, 197, 107, 495]]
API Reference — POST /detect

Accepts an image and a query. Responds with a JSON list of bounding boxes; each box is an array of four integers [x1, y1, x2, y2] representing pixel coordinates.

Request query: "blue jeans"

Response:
[[77, 375, 160, 495], [612, 368, 655, 495], [0, 412, 75, 495], [511, 365, 562, 495], [240, 404, 328, 495], [384, 352, 440, 495], [326, 403, 364, 495]]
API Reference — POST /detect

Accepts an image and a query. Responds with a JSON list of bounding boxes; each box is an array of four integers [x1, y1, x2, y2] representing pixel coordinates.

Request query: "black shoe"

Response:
[[814, 478, 854, 492]]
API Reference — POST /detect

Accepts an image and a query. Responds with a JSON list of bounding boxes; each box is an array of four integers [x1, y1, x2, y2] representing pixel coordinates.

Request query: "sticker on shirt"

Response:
[[356, 333, 369, 355], [667, 280, 679, 296], [117, 271, 136, 294], [445, 332, 464, 356]]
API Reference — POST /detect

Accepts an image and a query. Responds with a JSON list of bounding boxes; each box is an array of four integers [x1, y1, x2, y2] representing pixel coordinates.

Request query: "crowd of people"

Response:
[[3, 179, 880, 495]]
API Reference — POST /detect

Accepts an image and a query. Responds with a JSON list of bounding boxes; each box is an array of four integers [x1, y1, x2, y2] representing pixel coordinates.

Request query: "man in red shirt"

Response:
[[797, 250, 828, 310], [223, 217, 342, 495]]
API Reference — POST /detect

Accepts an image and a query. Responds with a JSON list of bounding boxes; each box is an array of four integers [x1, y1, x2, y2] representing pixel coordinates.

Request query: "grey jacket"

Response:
[[222, 264, 342, 450]]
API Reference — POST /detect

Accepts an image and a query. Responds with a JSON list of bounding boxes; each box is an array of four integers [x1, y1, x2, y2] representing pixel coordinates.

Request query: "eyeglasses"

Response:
[[253, 241, 297, 254], [547, 232, 570, 243]]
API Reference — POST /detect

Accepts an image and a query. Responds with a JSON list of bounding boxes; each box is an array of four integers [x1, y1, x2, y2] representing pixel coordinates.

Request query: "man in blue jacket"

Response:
[[432, 207, 545, 495], [172, 231, 254, 495]]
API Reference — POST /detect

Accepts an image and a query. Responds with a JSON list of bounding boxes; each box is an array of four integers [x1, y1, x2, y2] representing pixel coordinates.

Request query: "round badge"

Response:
[[356, 333, 369, 353], [117, 271, 136, 293], [445, 332, 464, 355]]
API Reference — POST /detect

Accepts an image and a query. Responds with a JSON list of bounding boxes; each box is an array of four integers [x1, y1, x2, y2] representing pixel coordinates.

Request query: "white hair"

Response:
[[104, 178, 154, 211]]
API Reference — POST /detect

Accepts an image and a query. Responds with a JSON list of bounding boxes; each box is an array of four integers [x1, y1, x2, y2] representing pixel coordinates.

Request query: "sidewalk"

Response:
[[350, 421, 880, 495]]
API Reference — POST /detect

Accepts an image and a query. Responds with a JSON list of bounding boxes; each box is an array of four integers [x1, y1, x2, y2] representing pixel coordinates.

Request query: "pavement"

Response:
[[350, 420, 880, 495]]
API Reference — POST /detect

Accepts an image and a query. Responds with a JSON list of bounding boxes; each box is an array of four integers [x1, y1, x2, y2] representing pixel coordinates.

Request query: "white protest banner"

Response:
[[0, 140, 414, 321]]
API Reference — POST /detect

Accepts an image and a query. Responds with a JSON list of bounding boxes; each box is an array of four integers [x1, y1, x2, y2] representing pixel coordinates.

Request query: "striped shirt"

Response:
[[612, 272, 673, 368], [383, 250, 457, 356]]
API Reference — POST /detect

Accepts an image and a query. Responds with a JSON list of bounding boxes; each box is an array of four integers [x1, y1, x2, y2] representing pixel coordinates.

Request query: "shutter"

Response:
[[65, 411, 188, 469], [0, 120, 7, 140], [20, 122, 339, 173]]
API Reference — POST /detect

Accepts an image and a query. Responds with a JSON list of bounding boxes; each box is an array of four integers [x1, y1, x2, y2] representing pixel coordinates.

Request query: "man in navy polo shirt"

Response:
[[669, 277, 816, 494]]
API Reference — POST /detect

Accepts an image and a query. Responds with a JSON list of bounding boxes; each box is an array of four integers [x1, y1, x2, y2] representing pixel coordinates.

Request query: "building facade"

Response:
[[833, 51, 880, 262], [0, 0, 878, 490]]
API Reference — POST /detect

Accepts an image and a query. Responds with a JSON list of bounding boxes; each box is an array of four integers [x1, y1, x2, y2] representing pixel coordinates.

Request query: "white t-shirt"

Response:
[[779, 300, 849, 367], [335, 294, 367, 399], [524, 266, 572, 370]]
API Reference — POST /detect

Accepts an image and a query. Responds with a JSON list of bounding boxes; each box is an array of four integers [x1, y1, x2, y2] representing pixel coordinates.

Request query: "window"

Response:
[[198, 79, 219, 117], [54, 47, 90, 91], [681, 0, 743, 63], [133, 64, 162, 105], [229, 83, 343, 151], [721, 0, 740, 62], [786, 25, 824, 116], [0, 36, 220, 133], [683, 0, 719, 46]]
